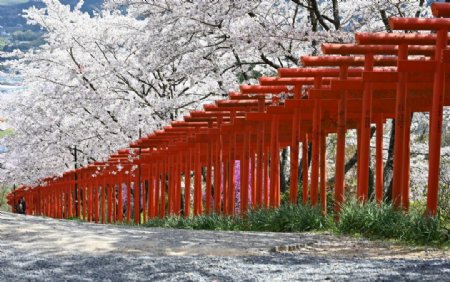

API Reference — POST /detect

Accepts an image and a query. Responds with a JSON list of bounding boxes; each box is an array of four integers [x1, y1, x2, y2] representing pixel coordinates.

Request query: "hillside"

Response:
[[0, 0, 103, 52]]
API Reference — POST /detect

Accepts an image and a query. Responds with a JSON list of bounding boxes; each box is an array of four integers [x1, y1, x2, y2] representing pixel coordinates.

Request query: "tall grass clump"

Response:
[[246, 204, 329, 232], [144, 204, 329, 233], [337, 200, 443, 244], [143, 200, 447, 245], [145, 214, 243, 230]]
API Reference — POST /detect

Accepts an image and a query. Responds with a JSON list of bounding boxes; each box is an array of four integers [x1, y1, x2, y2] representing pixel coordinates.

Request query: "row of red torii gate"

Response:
[[7, 3, 450, 224]]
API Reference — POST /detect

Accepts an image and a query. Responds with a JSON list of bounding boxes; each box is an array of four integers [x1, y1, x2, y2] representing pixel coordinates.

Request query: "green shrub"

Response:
[[144, 204, 328, 233], [438, 184, 450, 222], [143, 200, 447, 246], [337, 200, 443, 244]]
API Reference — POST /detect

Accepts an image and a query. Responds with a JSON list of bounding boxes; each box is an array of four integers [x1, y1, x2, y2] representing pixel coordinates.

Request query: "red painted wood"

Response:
[[13, 6, 450, 221]]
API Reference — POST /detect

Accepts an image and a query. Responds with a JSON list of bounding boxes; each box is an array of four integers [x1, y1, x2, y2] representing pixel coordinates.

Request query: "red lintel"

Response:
[[322, 43, 434, 56], [278, 67, 365, 78], [239, 85, 290, 94], [171, 121, 209, 127], [390, 17, 450, 31], [301, 55, 397, 67], [432, 3, 450, 18], [355, 32, 441, 45]]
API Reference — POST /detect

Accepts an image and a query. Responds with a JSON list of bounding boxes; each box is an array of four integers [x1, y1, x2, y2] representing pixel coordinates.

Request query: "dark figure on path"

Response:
[[17, 197, 26, 214]]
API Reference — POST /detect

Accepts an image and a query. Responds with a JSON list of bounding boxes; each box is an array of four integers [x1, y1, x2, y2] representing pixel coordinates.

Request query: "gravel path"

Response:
[[1, 211, 449, 281]]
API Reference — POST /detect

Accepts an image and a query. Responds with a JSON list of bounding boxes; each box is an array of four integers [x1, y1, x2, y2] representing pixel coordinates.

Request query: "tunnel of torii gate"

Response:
[[7, 3, 450, 224]]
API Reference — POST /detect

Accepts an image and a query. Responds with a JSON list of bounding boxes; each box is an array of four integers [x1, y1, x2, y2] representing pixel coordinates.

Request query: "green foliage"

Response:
[[145, 204, 328, 233], [145, 214, 243, 231], [245, 204, 330, 232], [280, 190, 291, 206], [438, 184, 450, 222], [0, 128, 14, 138], [0, 38, 7, 50], [11, 30, 40, 42], [144, 200, 449, 246], [0, 186, 11, 211], [325, 190, 335, 215], [337, 200, 445, 245]]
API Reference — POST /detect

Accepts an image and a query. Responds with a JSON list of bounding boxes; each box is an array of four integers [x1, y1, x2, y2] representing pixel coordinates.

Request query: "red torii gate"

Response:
[[8, 2, 450, 221]]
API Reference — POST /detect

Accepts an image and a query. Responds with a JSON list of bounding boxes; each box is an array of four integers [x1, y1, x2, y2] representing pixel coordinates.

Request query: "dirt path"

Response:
[[1, 211, 449, 281]]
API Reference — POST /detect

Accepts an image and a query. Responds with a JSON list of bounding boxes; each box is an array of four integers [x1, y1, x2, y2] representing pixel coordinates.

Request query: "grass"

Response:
[[336, 200, 445, 245], [0, 186, 11, 212], [0, 128, 14, 138], [143, 201, 449, 246], [145, 205, 329, 232]]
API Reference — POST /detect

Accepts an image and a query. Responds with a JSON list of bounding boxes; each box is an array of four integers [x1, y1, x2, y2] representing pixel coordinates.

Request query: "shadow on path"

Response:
[[1, 212, 449, 281]]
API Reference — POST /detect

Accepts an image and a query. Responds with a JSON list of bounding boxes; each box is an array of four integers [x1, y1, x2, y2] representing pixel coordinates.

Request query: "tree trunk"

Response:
[[368, 167, 375, 200], [383, 120, 395, 202], [298, 142, 313, 184], [331, 0, 341, 30], [280, 148, 289, 193], [327, 126, 376, 185]]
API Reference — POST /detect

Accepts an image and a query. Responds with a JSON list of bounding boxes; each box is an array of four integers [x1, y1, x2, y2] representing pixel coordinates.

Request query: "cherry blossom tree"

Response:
[[2, 0, 446, 209]]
